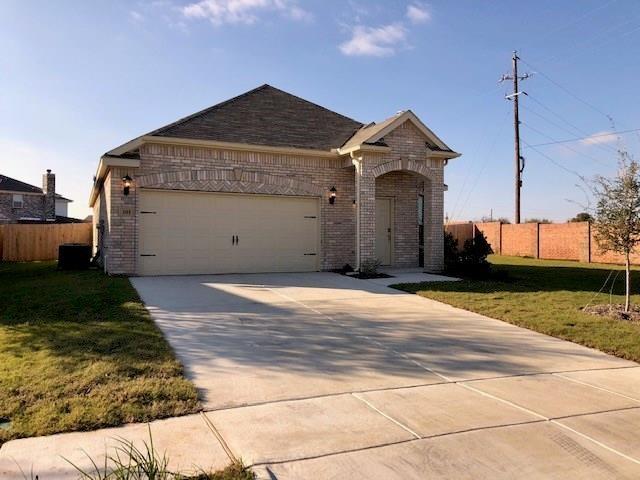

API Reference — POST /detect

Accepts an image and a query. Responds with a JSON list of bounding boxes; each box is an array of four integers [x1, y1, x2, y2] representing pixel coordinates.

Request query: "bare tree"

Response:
[[593, 152, 640, 312]]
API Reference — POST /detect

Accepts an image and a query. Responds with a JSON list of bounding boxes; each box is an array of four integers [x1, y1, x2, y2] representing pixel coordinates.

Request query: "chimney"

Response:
[[42, 169, 55, 221]]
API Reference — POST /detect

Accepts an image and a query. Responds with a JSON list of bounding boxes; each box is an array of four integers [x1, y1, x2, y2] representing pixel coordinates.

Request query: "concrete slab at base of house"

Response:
[[0, 414, 231, 480]]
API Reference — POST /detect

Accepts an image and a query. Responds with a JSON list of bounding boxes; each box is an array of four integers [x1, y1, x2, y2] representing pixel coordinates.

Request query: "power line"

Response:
[[525, 127, 640, 148], [524, 93, 622, 154], [448, 108, 511, 224], [520, 0, 619, 50], [527, 16, 640, 67], [522, 122, 610, 167], [520, 59, 615, 122], [522, 140, 588, 183]]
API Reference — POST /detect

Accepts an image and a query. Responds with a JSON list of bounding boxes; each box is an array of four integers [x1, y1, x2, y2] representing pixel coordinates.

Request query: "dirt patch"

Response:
[[583, 304, 640, 323]]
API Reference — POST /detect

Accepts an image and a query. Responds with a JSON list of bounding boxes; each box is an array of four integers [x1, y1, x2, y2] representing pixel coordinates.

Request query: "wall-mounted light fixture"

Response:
[[329, 186, 337, 205], [122, 175, 132, 196]]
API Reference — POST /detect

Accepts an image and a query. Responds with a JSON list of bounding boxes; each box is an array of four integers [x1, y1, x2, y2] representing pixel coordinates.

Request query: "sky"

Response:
[[1, 0, 639, 221]]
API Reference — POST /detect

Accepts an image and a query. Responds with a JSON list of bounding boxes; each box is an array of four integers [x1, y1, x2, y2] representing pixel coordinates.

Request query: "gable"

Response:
[[340, 110, 455, 155]]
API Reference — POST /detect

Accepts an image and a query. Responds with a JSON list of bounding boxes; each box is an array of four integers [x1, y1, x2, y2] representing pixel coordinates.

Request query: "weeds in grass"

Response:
[[60, 426, 254, 480]]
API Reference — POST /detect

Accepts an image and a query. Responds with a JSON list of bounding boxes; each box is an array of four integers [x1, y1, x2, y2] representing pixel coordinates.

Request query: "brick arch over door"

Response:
[[136, 169, 325, 197], [370, 159, 433, 179]]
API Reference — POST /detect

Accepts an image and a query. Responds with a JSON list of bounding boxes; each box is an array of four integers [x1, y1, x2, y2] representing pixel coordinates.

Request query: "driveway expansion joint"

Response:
[[199, 412, 237, 463], [351, 393, 421, 440], [553, 371, 640, 403]]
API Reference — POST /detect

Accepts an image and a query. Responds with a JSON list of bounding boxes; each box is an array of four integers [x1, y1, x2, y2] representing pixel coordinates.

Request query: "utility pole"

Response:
[[500, 51, 530, 224]]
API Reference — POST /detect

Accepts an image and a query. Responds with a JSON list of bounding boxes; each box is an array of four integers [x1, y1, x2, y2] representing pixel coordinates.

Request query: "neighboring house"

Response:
[[89, 85, 460, 276], [0, 170, 74, 224]]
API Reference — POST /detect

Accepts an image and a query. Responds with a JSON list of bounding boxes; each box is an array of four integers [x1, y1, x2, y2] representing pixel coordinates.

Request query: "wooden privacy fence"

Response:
[[0, 223, 92, 261], [445, 221, 640, 265]]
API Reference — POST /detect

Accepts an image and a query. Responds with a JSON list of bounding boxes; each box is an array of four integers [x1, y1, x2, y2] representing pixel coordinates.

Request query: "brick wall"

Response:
[[447, 221, 640, 266], [0, 192, 45, 222], [98, 119, 446, 275], [539, 223, 589, 262], [501, 223, 538, 257], [474, 222, 501, 253]]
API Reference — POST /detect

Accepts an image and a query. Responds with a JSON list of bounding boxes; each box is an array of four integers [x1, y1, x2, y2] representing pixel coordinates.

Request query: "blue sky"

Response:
[[1, 0, 639, 221]]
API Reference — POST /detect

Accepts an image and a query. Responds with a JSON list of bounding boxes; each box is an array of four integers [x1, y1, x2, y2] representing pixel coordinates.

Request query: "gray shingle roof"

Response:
[[149, 84, 364, 151], [0, 174, 43, 194]]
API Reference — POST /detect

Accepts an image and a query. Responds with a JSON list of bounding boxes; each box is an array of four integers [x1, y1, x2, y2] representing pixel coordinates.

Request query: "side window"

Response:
[[12, 194, 23, 208], [417, 194, 424, 225]]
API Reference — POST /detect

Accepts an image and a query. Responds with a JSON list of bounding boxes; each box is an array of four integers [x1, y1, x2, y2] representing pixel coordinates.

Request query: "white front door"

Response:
[[138, 190, 320, 275], [375, 197, 393, 265]]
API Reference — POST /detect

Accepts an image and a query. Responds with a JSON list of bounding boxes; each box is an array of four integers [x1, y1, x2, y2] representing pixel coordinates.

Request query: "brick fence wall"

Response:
[[445, 221, 640, 265]]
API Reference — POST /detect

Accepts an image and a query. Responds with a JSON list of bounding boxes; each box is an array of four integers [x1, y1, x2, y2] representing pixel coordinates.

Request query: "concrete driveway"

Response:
[[127, 272, 640, 479]]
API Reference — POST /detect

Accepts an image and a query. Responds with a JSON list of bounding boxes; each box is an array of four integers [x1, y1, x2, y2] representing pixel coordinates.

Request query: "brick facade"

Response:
[[95, 119, 447, 275], [0, 171, 57, 223]]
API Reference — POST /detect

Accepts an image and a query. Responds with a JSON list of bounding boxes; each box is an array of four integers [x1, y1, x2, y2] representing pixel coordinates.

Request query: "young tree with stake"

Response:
[[594, 152, 640, 312]]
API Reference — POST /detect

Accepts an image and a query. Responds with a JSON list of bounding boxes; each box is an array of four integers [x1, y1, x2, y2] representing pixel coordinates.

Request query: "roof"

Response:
[[0, 174, 43, 194], [148, 84, 364, 151], [0, 174, 72, 201]]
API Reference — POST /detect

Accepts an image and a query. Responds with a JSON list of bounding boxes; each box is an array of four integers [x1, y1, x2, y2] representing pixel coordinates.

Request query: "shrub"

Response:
[[445, 231, 493, 278], [359, 258, 382, 277], [444, 232, 459, 267]]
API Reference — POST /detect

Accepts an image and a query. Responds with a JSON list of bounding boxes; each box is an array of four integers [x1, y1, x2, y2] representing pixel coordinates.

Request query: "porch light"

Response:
[[329, 186, 337, 205], [122, 175, 132, 196]]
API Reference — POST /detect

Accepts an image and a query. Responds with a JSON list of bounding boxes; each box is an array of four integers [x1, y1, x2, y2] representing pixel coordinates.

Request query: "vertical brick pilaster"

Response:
[[424, 171, 444, 273], [106, 167, 138, 275], [355, 159, 376, 269]]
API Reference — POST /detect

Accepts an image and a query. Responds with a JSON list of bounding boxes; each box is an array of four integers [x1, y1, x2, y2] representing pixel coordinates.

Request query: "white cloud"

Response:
[[581, 131, 619, 146], [182, 0, 311, 26], [129, 10, 144, 22], [406, 3, 430, 24], [339, 23, 407, 57]]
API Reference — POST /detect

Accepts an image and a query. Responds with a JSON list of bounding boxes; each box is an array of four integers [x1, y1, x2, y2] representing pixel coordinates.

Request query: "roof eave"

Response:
[[334, 144, 392, 156], [89, 155, 141, 207], [428, 149, 461, 160], [145, 136, 340, 158]]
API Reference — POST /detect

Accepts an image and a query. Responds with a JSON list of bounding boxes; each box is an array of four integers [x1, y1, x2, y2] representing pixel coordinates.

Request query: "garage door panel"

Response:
[[139, 190, 319, 275]]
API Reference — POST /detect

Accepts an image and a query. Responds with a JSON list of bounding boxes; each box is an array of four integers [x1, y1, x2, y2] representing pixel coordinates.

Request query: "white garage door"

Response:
[[138, 190, 320, 275]]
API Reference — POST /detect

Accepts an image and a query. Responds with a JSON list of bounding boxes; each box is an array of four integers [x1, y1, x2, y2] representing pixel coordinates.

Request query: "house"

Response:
[[0, 170, 73, 224], [89, 85, 459, 276]]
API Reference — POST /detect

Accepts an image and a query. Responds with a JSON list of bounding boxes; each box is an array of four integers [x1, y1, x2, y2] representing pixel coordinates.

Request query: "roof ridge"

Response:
[[149, 84, 363, 138], [263, 85, 362, 125], [148, 84, 273, 137]]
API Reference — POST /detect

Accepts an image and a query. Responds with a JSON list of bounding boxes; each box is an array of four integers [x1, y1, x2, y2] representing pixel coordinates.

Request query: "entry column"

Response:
[[423, 169, 444, 273], [354, 158, 376, 270]]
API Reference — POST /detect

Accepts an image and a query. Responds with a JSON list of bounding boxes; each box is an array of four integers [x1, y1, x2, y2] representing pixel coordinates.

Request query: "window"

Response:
[[417, 194, 424, 225], [12, 194, 23, 208]]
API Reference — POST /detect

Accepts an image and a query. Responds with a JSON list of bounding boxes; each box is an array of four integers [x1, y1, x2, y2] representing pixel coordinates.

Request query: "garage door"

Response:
[[138, 190, 320, 275]]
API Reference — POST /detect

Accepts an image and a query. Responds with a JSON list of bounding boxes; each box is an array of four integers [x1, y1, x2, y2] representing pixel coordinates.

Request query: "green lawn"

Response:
[[0, 262, 199, 445], [393, 255, 640, 363]]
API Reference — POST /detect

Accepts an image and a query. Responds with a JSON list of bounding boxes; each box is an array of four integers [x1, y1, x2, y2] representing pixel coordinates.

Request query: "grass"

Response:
[[393, 255, 640, 363], [60, 427, 255, 480], [0, 262, 199, 445]]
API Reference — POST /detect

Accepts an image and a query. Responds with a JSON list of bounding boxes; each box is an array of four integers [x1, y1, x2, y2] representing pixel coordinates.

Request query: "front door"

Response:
[[375, 197, 393, 265]]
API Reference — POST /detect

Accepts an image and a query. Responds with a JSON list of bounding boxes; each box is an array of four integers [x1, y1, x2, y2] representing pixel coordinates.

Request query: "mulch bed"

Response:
[[583, 304, 640, 322]]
